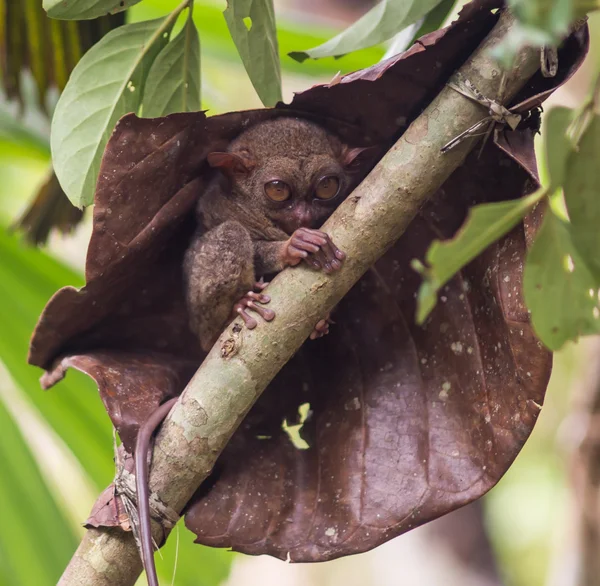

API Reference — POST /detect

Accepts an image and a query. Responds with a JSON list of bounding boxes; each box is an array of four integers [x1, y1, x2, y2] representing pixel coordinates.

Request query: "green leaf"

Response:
[[0, 109, 50, 161], [0, 228, 114, 489], [223, 0, 282, 107], [543, 106, 574, 191], [44, 0, 143, 20], [508, 0, 574, 35], [0, 228, 235, 584], [143, 9, 201, 117], [153, 522, 234, 586], [495, 0, 595, 65], [524, 209, 600, 350], [130, 0, 386, 87], [563, 114, 600, 282], [0, 389, 79, 586], [409, 0, 458, 45], [289, 0, 444, 62], [51, 17, 175, 208], [415, 190, 545, 324]]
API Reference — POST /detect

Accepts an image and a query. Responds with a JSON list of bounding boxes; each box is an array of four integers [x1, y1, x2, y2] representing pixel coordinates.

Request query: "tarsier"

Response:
[[183, 116, 368, 348], [136, 117, 368, 586]]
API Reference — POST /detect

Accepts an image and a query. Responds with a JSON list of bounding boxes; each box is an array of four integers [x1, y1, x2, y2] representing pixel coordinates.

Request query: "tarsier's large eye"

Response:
[[315, 176, 340, 200], [264, 180, 291, 202]]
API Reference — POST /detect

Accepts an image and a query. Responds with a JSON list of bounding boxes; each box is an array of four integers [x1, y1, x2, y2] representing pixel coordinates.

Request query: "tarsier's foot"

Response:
[[310, 315, 335, 340], [233, 281, 275, 329], [253, 277, 268, 291], [284, 228, 346, 274]]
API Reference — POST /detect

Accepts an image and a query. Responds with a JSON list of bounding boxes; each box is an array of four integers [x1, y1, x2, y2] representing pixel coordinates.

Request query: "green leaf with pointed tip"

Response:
[[415, 190, 545, 324], [44, 0, 143, 21], [289, 0, 444, 62], [51, 18, 173, 208], [223, 0, 282, 107], [0, 392, 79, 586], [563, 114, 600, 283], [524, 209, 600, 350], [543, 106, 574, 192], [143, 10, 201, 117]]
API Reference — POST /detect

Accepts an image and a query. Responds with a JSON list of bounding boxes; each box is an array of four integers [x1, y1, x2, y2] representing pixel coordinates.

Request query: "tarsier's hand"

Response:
[[233, 279, 275, 329], [283, 228, 346, 273], [310, 314, 334, 340]]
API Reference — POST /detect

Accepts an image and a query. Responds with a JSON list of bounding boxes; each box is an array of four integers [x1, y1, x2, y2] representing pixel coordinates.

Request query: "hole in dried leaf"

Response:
[[243, 17, 252, 31], [439, 381, 451, 400], [282, 402, 311, 450], [563, 254, 574, 273]]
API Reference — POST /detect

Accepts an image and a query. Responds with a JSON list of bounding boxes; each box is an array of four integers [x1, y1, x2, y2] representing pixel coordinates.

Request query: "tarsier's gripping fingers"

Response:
[[233, 288, 275, 329], [284, 228, 346, 273], [254, 277, 268, 291], [310, 315, 335, 340]]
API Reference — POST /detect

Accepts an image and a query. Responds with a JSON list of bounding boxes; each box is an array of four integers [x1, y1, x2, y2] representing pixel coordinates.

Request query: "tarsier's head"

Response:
[[207, 117, 368, 235]]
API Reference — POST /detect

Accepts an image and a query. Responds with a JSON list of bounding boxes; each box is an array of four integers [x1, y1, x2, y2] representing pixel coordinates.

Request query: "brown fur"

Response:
[[183, 117, 362, 351]]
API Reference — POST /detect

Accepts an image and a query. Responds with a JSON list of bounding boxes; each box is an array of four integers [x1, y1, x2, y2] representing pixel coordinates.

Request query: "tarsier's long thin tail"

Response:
[[135, 397, 179, 586]]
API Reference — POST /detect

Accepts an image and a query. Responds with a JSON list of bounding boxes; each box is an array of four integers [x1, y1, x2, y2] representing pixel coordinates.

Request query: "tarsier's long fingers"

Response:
[[310, 315, 335, 340], [246, 291, 270, 304], [233, 290, 275, 329], [288, 228, 345, 273], [235, 306, 258, 329], [324, 237, 346, 264], [316, 232, 345, 273], [254, 278, 268, 291], [287, 243, 314, 263], [246, 300, 275, 321], [286, 241, 321, 270]]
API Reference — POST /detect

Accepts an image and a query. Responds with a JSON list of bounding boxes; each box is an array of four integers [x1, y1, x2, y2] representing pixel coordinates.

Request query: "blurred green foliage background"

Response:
[[0, 1, 598, 585]]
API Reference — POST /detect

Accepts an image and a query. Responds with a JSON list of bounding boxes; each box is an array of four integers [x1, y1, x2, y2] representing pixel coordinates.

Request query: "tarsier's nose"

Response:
[[294, 202, 314, 228]]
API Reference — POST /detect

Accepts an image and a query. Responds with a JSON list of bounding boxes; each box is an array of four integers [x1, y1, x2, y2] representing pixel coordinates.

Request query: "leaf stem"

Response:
[[181, 4, 194, 112], [147, 0, 191, 48]]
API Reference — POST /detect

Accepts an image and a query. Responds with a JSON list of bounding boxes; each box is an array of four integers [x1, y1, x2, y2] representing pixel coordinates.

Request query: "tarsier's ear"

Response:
[[341, 146, 378, 170], [207, 152, 255, 176]]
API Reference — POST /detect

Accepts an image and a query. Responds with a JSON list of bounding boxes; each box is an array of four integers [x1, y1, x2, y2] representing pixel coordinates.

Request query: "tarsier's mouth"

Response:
[[281, 218, 320, 235], [277, 211, 326, 236]]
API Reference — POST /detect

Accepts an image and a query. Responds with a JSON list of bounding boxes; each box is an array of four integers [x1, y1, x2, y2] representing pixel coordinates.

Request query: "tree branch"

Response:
[[59, 10, 544, 585]]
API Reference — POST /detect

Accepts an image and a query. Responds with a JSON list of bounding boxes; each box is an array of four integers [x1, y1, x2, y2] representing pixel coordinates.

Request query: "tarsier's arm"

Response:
[[183, 220, 258, 351]]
